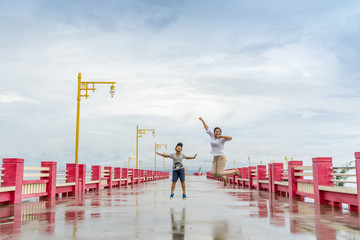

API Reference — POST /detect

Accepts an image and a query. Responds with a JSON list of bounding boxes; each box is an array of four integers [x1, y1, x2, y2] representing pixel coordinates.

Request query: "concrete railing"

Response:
[[207, 151, 360, 214], [0, 158, 170, 204]]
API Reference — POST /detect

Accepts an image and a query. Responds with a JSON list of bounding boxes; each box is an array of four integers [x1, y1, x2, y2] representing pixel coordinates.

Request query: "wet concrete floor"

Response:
[[1, 176, 360, 239]]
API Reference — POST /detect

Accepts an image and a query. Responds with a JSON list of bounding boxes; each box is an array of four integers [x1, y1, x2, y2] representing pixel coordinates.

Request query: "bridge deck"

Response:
[[0, 176, 359, 239]]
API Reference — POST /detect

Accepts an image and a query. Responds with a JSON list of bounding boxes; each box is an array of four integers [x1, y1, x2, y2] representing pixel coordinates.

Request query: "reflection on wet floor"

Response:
[[0, 176, 360, 239], [212, 219, 228, 240], [228, 189, 360, 239], [171, 208, 185, 240]]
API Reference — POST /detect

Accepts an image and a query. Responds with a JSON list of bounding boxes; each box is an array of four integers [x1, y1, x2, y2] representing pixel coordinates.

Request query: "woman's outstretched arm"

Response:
[[199, 117, 209, 130]]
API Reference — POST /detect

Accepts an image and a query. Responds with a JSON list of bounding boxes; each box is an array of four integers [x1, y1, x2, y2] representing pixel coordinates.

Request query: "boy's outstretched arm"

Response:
[[199, 117, 209, 130], [185, 154, 198, 159], [156, 152, 170, 158]]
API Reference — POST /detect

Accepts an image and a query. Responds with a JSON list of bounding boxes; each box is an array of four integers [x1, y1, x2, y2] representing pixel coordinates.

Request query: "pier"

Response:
[[1, 157, 360, 239]]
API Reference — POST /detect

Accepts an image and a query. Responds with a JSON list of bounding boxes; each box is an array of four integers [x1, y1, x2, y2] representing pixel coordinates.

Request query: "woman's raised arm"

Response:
[[199, 117, 209, 130]]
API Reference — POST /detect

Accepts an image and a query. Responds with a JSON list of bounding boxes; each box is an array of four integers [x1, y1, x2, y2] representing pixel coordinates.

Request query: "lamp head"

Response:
[[109, 85, 115, 97]]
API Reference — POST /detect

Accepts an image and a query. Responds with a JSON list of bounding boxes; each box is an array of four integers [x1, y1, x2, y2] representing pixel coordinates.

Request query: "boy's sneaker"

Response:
[[170, 193, 174, 199], [182, 194, 186, 200]]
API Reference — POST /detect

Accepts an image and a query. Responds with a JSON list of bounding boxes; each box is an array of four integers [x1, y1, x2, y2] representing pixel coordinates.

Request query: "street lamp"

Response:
[[136, 125, 155, 169], [75, 72, 116, 164], [155, 142, 167, 171], [128, 156, 135, 168]]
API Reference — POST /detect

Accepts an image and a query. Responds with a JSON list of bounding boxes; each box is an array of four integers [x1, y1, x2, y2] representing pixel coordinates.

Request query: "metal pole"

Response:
[[154, 142, 157, 171], [136, 125, 139, 169], [75, 73, 81, 164]]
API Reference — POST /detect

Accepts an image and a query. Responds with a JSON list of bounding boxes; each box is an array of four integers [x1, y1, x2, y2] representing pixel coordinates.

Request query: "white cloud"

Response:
[[0, 93, 40, 104], [1, 1, 360, 171]]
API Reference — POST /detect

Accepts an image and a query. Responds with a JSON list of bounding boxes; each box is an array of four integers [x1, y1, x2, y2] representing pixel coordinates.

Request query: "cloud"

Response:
[[0, 93, 40, 104], [1, 0, 360, 171]]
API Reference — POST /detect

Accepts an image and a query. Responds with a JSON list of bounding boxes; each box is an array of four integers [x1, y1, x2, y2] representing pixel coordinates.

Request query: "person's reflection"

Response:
[[212, 220, 229, 240], [170, 208, 185, 240]]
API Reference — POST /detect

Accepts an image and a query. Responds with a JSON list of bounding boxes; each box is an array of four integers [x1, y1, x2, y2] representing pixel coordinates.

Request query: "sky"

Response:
[[1, 0, 360, 172]]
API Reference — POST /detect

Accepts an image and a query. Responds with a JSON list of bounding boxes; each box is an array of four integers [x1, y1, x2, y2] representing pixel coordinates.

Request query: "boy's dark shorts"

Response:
[[172, 168, 185, 182]]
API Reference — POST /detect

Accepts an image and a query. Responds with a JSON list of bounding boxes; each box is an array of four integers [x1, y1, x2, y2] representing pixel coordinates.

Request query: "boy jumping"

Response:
[[156, 142, 197, 200]]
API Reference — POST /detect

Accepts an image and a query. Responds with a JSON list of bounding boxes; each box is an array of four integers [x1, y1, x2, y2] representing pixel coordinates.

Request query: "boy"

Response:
[[156, 142, 197, 200]]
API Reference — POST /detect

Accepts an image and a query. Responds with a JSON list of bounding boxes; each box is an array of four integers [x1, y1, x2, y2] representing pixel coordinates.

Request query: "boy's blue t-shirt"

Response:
[[169, 153, 186, 170]]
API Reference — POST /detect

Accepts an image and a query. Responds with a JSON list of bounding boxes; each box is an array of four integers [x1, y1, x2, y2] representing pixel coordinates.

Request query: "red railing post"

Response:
[[257, 165, 266, 190], [104, 167, 113, 189], [91, 165, 101, 190], [128, 168, 133, 185], [78, 164, 86, 194], [239, 167, 245, 186], [288, 161, 303, 198], [312, 157, 333, 204], [243, 167, 249, 188], [142, 170, 146, 182], [114, 167, 121, 186], [155, 171, 158, 181], [66, 164, 79, 194], [140, 170, 145, 182], [268, 163, 274, 192], [122, 168, 128, 186], [354, 152, 360, 214], [133, 169, 139, 184], [2, 158, 24, 204], [41, 161, 57, 199], [249, 166, 256, 189], [272, 163, 284, 194]]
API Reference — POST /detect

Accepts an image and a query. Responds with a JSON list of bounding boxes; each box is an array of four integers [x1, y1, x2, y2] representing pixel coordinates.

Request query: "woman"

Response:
[[199, 117, 241, 186]]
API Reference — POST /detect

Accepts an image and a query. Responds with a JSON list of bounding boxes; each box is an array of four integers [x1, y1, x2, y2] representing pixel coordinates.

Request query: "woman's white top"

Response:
[[206, 129, 231, 156]]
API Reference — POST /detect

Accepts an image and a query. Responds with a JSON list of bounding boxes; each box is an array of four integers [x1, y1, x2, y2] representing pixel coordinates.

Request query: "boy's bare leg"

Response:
[[171, 182, 176, 194], [180, 181, 186, 194]]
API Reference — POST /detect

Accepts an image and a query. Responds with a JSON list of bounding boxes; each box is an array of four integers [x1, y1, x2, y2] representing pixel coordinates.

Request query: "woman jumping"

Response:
[[199, 117, 241, 186]]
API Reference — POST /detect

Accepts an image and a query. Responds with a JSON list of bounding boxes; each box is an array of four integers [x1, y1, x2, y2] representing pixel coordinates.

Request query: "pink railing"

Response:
[[0, 158, 169, 204], [207, 151, 360, 213]]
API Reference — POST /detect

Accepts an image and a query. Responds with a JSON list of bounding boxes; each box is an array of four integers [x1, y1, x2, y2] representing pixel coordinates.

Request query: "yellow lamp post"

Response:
[[75, 72, 116, 164], [136, 125, 155, 169], [155, 142, 167, 171], [248, 155, 251, 166], [128, 156, 135, 168]]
